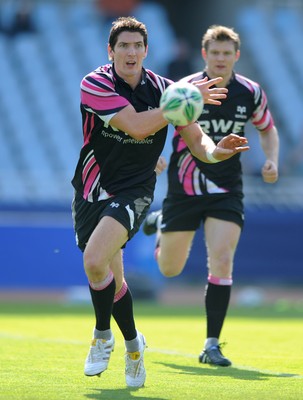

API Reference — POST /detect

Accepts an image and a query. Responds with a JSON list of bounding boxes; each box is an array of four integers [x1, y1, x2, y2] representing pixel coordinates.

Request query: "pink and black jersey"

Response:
[[167, 71, 275, 196], [72, 64, 170, 202]]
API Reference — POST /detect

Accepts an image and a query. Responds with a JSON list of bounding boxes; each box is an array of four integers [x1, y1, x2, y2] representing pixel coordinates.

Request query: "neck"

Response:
[[205, 69, 233, 87], [113, 64, 143, 90]]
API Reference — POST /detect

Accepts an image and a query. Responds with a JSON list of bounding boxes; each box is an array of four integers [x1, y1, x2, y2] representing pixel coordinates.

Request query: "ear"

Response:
[[108, 44, 114, 61], [235, 49, 240, 62], [143, 44, 148, 59], [201, 48, 207, 61]]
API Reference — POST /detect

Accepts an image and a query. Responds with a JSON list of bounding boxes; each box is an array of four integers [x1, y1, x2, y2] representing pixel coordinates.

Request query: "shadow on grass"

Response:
[[154, 361, 301, 381], [85, 387, 166, 400]]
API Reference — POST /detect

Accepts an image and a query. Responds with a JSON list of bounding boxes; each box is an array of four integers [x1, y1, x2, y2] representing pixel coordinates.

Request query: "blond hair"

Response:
[[202, 25, 240, 52]]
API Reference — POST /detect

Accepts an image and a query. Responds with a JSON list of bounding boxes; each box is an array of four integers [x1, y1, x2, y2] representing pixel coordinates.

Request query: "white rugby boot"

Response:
[[84, 334, 115, 376], [125, 332, 146, 387]]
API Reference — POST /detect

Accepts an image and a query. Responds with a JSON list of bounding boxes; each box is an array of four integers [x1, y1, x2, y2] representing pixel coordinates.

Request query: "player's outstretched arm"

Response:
[[110, 104, 168, 140], [192, 76, 228, 105], [180, 125, 249, 163], [212, 133, 250, 161]]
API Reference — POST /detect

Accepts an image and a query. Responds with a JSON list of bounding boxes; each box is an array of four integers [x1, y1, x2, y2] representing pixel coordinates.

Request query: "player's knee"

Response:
[[210, 252, 233, 276], [159, 266, 178, 278], [83, 251, 102, 276], [158, 261, 182, 278]]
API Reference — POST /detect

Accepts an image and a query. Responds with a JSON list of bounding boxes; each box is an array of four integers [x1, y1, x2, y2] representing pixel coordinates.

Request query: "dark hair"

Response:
[[202, 25, 240, 52], [108, 16, 148, 49]]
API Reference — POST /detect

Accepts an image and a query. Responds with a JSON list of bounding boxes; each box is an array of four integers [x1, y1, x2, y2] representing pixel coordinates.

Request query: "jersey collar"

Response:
[[112, 64, 147, 89], [203, 70, 235, 87]]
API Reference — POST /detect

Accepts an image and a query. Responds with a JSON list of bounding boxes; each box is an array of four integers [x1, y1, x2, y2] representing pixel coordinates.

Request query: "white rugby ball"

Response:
[[160, 81, 204, 126]]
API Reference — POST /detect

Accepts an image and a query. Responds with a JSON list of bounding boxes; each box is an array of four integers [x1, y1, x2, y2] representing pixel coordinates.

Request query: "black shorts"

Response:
[[161, 193, 244, 232], [72, 190, 153, 252]]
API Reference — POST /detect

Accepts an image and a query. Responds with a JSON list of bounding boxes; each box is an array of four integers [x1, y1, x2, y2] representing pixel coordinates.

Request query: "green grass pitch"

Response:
[[0, 300, 302, 399]]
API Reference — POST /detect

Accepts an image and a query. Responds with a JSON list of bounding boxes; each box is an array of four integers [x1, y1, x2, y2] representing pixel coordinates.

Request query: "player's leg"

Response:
[[83, 216, 128, 376], [145, 195, 200, 277], [157, 230, 195, 277], [107, 191, 151, 387], [111, 253, 146, 387], [199, 217, 241, 367]]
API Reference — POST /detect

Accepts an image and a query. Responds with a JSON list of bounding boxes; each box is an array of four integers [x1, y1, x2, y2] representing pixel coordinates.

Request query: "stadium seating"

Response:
[[237, 6, 303, 146]]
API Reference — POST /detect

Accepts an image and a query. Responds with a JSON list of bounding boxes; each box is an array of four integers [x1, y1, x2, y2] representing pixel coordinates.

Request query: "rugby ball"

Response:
[[160, 81, 203, 126]]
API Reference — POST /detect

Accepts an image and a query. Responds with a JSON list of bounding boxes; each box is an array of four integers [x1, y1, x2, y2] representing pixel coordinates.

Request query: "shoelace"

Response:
[[90, 339, 112, 362], [205, 344, 228, 362]]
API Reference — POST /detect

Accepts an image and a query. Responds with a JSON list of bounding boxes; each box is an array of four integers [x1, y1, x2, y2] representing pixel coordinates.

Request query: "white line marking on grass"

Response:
[[2, 332, 302, 379], [0, 332, 84, 345]]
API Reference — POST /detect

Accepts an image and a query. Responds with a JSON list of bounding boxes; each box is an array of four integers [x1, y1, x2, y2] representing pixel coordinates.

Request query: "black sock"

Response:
[[205, 282, 231, 339], [89, 278, 116, 331], [112, 287, 137, 341]]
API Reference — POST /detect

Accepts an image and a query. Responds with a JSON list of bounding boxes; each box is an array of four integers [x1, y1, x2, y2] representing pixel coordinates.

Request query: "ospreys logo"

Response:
[[236, 105, 247, 119], [110, 202, 120, 208]]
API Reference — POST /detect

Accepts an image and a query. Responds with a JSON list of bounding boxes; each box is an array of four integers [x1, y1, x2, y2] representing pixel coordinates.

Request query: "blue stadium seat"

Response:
[[237, 6, 303, 145]]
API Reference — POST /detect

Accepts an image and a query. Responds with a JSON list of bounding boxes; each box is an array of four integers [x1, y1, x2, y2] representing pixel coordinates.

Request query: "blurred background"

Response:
[[0, 0, 302, 303]]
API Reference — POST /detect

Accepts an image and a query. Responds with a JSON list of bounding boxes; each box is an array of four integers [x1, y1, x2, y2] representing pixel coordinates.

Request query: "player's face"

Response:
[[202, 40, 240, 85], [108, 31, 148, 88]]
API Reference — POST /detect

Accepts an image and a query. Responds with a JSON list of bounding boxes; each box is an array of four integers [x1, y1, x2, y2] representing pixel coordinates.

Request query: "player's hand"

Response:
[[192, 76, 228, 105], [155, 155, 167, 175], [212, 133, 250, 161], [262, 160, 278, 183]]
